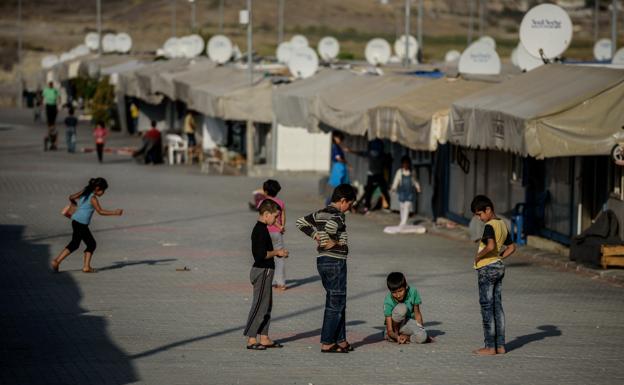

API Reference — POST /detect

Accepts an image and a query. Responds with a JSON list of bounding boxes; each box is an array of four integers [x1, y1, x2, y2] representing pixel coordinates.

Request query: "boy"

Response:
[[296, 183, 356, 353], [258, 179, 287, 291], [471, 195, 516, 356], [244, 199, 288, 351], [64, 108, 78, 153], [383, 272, 429, 344]]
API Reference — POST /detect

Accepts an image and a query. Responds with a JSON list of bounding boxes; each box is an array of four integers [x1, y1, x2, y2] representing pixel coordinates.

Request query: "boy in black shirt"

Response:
[[244, 199, 289, 350]]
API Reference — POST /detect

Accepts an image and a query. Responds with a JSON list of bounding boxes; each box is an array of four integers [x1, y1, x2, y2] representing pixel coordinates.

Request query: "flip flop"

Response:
[[82, 268, 97, 273], [321, 344, 348, 353], [339, 342, 354, 351], [260, 342, 283, 348], [246, 343, 266, 351]]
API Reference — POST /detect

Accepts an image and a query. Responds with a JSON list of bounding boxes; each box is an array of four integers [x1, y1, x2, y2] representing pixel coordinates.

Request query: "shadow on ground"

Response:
[[0, 225, 137, 384], [98, 258, 177, 271], [506, 325, 562, 352]]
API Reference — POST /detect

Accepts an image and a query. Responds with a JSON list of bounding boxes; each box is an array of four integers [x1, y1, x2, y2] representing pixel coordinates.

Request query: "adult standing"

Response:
[[129, 101, 139, 135], [43, 81, 59, 151]]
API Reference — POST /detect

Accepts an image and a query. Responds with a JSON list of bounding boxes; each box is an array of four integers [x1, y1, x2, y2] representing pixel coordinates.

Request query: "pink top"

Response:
[[94, 126, 108, 144], [257, 196, 284, 233]]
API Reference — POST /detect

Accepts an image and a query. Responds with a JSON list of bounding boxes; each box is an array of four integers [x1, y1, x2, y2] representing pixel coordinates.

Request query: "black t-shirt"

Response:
[[251, 221, 274, 269], [65, 116, 78, 127], [482, 219, 513, 246]]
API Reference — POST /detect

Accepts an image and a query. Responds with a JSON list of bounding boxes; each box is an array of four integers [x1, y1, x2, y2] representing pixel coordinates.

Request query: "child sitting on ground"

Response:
[[383, 272, 430, 344]]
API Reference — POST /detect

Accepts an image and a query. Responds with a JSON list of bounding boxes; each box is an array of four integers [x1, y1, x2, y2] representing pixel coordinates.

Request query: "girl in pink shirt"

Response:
[[93, 121, 108, 163], [257, 180, 288, 290]]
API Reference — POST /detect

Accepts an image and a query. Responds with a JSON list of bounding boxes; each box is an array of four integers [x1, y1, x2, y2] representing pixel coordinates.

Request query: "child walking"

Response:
[[93, 121, 108, 163], [390, 155, 421, 226], [296, 183, 356, 353], [470, 195, 516, 355], [51, 178, 123, 273], [258, 180, 288, 290], [244, 199, 289, 350]]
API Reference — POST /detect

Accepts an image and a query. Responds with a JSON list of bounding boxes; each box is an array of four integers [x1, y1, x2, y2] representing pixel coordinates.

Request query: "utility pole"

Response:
[[612, 0, 618, 58], [594, 0, 599, 43], [219, 0, 224, 33], [189, 0, 196, 31], [97, 0, 102, 55], [246, 0, 255, 173], [467, 0, 475, 45], [278, 0, 284, 44], [404, 0, 411, 67], [172, 0, 177, 37], [17, 0, 22, 107], [417, 0, 423, 55], [478, 0, 485, 37]]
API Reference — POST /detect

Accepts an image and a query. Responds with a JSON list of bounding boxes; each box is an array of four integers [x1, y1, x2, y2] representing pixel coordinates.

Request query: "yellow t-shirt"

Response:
[[130, 104, 139, 119], [184, 114, 195, 134], [474, 218, 511, 269]]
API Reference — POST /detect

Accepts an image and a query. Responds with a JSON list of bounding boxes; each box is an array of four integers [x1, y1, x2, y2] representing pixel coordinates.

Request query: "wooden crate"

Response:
[[600, 245, 624, 269]]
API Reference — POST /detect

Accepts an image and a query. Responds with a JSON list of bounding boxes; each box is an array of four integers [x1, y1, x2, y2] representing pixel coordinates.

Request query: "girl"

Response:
[[93, 121, 108, 163], [391, 156, 421, 227], [51, 178, 123, 273]]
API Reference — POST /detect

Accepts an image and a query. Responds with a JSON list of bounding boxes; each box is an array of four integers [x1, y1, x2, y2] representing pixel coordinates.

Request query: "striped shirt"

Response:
[[296, 205, 348, 259]]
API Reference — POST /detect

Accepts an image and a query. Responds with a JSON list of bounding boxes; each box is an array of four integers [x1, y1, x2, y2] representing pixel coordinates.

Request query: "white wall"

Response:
[[275, 124, 331, 172]]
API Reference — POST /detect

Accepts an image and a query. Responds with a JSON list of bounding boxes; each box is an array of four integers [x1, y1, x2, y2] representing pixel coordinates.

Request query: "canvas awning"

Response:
[[118, 59, 188, 104], [449, 64, 624, 157], [167, 60, 216, 102], [134, 58, 190, 101]]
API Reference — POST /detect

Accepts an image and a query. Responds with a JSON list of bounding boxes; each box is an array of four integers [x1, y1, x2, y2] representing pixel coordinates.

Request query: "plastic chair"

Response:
[[166, 134, 188, 165]]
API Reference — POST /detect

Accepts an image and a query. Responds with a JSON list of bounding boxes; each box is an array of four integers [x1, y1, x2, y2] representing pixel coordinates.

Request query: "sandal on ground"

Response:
[[246, 343, 267, 351], [261, 342, 283, 348], [321, 344, 348, 353], [82, 268, 97, 273], [339, 342, 354, 351]]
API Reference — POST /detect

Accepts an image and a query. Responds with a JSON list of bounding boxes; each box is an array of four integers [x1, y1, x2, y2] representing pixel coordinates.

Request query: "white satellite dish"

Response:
[[41, 55, 59, 69], [188, 34, 205, 57], [85, 32, 100, 51], [207, 35, 233, 64], [59, 52, 75, 62], [365, 38, 392, 66], [510, 46, 519, 67], [516, 42, 544, 71], [276, 41, 295, 64], [519, 3, 572, 60], [164, 37, 180, 58], [612, 47, 624, 65], [477, 36, 497, 49], [102, 33, 117, 53], [179, 36, 197, 58], [444, 49, 461, 63], [593, 38, 612, 61], [317, 36, 340, 61], [71, 44, 90, 57], [290, 34, 309, 49], [394, 35, 418, 62], [115, 33, 133, 53], [458, 41, 501, 75], [288, 46, 319, 79]]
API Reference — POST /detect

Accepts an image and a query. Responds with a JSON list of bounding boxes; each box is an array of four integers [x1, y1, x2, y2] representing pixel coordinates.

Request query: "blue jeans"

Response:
[[317, 256, 347, 345], [478, 261, 505, 348], [65, 127, 76, 153]]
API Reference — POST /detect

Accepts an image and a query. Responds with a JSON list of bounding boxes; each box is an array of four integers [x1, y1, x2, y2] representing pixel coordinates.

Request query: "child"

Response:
[[258, 179, 287, 291], [470, 195, 516, 355], [64, 108, 78, 153], [51, 178, 123, 273], [390, 155, 421, 226], [296, 183, 356, 353], [383, 272, 429, 344], [244, 199, 289, 350], [93, 121, 108, 163]]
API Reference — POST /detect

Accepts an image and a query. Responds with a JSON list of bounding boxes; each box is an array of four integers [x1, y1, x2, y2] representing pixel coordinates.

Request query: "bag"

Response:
[[61, 203, 77, 219]]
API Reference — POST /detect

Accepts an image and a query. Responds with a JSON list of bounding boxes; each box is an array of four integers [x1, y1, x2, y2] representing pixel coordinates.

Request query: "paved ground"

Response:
[[1, 108, 624, 385]]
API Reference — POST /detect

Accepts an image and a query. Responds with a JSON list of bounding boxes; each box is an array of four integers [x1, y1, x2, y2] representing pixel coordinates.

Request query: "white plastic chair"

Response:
[[166, 134, 188, 165]]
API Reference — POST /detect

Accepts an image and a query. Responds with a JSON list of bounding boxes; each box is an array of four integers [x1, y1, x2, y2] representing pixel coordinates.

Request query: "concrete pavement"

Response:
[[1, 108, 624, 385]]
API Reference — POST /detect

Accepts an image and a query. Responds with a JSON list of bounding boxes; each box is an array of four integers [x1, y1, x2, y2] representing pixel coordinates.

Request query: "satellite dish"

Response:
[[164, 37, 180, 58], [41, 55, 59, 69], [179, 36, 197, 58], [188, 34, 205, 57], [59, 52, 75, 62], [593, 38, 612, 61], [510, 46, 519, 67], [85, 32, 100, 51], [612, 47, 624, 65], [71, 44, 90, 57], [317, 36, 340, 61], [232, 45, 243, 61], [516, 42, 544, 71], [207, 35, 233, 64], [477, 36, 496, 49], [519, 3, 572, 60], [102, 33, 117, 53], [288, 46, 319, 79], [290, 35, 309, 49], [115, 33, 133, 53], [365, 38, 392, 66], [444, 49, 461, 63], [276, 41, 295, 64], [458, 41, 501, 75], [394, 35, 418, 62]]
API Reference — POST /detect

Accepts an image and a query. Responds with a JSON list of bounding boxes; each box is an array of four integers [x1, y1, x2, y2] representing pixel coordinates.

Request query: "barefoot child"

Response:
[[471, 195, 516, 355], [244, 199, 288, 350], [384, 272, 430, 344], [51, 178, 123, 273]]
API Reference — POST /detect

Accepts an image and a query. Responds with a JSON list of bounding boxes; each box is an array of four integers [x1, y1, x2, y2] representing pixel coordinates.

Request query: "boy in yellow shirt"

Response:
[[471, 195, 516, 356]]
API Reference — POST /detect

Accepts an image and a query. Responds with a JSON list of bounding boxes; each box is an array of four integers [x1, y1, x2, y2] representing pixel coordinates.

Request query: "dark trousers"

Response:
[[66, 220, 97, 253], [96, 143, 104, 163], [362, 174, 390, 210], [478, 261, 505, 348], [244, 267, 274, 337], [45, 104, 57, 126], [317, 256, 347, 345]]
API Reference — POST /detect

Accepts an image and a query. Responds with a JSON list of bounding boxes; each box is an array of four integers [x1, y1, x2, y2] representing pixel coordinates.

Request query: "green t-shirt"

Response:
[[42, 87, 59, 105], [383, 286, 422, 319]]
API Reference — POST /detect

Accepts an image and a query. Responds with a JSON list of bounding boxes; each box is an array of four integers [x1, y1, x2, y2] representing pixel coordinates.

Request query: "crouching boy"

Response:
[[383, 272, 430, 344]]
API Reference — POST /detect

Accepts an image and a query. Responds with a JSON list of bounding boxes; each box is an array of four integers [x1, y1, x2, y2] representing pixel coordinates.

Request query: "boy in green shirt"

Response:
[[383, 272, 429, 344]]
